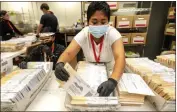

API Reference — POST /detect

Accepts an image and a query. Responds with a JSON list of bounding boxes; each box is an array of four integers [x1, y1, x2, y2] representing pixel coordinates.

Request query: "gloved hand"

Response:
[[55, 62, 70, 81], [36, 34, 40, 38], [43, 45, 52, 56], [97, 78, 118, 96], [18, 61, 27, 69]]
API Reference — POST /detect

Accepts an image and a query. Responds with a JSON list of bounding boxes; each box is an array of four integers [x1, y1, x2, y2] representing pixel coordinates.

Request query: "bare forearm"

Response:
[[57, 40, 81, 64], [110, 56, 125, 81], [37, 24, 43, 35], [57, 51, 76, 63]]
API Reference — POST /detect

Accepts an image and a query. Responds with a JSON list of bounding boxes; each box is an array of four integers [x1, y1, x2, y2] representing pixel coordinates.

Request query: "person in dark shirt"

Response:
[[19, 36, 65, 70], [0, 10, 23, 41], [36, 3, 58, 37]]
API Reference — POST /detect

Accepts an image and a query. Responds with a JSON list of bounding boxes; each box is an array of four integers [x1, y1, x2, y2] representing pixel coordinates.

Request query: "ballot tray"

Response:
[[64, 90, 121, 111]]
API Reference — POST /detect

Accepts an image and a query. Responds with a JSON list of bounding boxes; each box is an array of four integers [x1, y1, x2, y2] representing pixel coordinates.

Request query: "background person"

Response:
[[0, 10, 23, 41]]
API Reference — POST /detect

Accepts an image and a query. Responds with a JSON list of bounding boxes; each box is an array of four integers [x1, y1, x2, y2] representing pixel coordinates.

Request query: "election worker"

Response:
[[55, 1, 125, 96]]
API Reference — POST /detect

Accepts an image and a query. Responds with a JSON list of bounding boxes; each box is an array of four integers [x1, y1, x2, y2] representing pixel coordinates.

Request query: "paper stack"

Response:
[[1, 36, 37, 52], [27, 62, 53, 75], [7, 36, 37, 44], [156, 54, 175, 70], [125, 58, 176, 111], [63, 62, 120, 111], [144, 72, 175, 101], [1, 67, 52, 111], [39, 33, 55, 40], [1, 41, 25, 52], [125, 58, 174, 77], [117, 73, 155, 106], [71, 96, 118, 106], [63, 63, 98, 97], [76, 61, 108, 92]]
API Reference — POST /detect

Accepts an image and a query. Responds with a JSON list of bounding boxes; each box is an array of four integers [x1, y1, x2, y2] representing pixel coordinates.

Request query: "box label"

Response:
[[133, 36, 144, 43], [166, 28, 175, 34], [118, 21, 130, 28], [135, 20, 147, 27], [123, 38, 129, 44]]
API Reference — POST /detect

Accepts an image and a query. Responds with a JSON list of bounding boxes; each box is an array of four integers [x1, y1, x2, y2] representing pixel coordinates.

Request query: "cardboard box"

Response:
[[168, 7, 176, 19], [133, 15, 150, 28], [165, 24, 176, 36], [109, 16, 116, 27], [171, 41, 176, 50], [116, 16, 133, 28], [107, 2, 119, 10], [121, 33, 131, 44], [131, 33, 147, 44]]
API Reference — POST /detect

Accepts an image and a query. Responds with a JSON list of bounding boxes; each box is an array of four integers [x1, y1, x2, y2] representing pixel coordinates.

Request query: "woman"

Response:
[[0, 10, 23, 41], [55, 2, 125, 96]]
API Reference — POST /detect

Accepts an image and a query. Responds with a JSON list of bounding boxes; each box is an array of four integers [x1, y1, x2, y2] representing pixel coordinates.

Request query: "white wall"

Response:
[[1, 2, 81, 27]]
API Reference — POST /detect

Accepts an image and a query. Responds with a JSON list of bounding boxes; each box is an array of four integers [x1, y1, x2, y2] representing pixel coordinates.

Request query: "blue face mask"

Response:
[[89, 25, 109, 38]]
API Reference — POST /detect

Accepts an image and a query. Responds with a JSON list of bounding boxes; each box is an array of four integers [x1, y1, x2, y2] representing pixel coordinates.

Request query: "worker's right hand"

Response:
[[36, 34, 40, 38], [55, 62, 70, 81]]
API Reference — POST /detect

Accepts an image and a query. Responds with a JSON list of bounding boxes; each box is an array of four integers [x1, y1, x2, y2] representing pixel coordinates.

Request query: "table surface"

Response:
[[26, 72, 156, 111]]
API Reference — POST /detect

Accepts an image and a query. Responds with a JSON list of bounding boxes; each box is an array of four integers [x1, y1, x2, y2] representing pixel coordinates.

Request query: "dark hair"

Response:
[[40, 3, 49, 10], [0, 10, 7, 17], [87, 2, 110, 22]]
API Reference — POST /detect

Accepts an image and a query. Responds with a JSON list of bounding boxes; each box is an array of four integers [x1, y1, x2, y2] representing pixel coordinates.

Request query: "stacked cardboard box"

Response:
[[156, 54, 175, 70], [109, 16, 116, 27], [165, 23, 176, 36], [116, 16, 133, 28], [168, 7, 176, 19], [133, 15, 150, 28], [121, 33, 131, 44], [131, 33, 147, 44]]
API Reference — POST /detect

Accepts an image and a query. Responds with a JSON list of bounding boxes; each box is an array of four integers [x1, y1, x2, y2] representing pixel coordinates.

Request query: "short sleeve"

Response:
[[40, 15, 46, 25], [74, 28, 86, 47], [108, 27, 122, 45]]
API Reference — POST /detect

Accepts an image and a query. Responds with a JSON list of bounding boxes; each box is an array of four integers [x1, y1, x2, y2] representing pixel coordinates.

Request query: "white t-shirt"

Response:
[[74, 26, 122, 63]]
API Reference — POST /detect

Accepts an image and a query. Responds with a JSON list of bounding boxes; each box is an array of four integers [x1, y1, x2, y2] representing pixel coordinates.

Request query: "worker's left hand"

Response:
[[97, 78, 117, 96]]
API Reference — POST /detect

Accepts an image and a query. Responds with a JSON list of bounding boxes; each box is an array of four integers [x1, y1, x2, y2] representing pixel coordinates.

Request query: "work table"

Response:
[[26, 72, 156, 111]]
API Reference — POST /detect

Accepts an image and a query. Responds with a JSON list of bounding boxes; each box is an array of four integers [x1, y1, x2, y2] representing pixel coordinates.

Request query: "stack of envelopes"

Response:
[[125, 58, 174, 77], [144, 72, 175, 101], [117, 73, 155, 106], [156, 54, 175, 70]]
